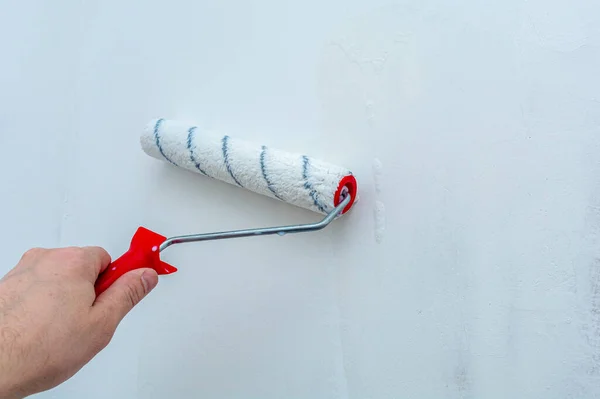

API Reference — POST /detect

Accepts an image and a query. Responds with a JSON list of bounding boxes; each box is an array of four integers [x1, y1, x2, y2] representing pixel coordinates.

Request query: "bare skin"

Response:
[[0, 247, 158, 399]]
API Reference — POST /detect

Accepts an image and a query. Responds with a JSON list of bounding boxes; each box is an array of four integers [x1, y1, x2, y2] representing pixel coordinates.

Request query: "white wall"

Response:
[[2, 0, 600, 397]]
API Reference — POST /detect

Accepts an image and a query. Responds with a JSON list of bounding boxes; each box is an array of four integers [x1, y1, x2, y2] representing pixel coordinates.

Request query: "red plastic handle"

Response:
[[94, 227, 178, 296]]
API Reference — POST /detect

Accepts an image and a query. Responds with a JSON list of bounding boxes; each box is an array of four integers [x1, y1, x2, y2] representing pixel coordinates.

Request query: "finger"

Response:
[[92, 268, 159, 329], [81, 246, 112, 278]]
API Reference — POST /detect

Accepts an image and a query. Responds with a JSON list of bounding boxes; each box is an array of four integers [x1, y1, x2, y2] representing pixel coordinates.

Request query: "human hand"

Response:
[[0, 246, 159, 398]]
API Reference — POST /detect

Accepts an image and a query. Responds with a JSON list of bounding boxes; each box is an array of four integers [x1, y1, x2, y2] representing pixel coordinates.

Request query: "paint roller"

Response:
[[94, 118, 358, 295]]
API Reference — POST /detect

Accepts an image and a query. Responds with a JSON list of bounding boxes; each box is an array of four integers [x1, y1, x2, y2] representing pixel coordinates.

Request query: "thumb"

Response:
[[93, 268, 159, 326]]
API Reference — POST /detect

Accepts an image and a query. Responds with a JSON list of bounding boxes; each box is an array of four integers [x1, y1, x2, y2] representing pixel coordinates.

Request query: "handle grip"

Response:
[[94, 227, 178, 296]]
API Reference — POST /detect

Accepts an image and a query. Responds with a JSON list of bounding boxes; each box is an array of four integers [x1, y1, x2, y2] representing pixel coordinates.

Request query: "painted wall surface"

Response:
[[2, 0, 600, 397]]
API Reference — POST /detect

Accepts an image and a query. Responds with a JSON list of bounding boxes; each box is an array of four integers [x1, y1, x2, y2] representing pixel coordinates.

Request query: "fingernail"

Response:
[[141, 271, 159, 293]]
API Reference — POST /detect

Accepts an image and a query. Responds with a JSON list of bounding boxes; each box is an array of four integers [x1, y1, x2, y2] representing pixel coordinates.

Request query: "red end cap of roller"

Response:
[[334, 175, 358, 214]]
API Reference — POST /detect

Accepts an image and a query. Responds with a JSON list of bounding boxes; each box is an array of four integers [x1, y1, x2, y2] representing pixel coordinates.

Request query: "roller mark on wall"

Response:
[[373, 158, 386, 244], [374, 201, 386, 243], [373, 158, 384, 194]]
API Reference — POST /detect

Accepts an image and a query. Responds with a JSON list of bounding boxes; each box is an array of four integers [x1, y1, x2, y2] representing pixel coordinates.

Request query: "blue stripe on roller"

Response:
[[260, 146, 283, 200], [302, 155, 327, 213], [222, 135, 244, 187], [186, 126, 208, 176], [153, 118, 178, 166]]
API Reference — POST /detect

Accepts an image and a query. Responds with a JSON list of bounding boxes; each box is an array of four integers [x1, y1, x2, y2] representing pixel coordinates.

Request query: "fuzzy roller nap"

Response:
[[140, 118, 358, 214]]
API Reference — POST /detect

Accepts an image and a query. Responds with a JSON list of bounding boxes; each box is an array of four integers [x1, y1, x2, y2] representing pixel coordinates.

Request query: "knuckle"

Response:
[[62, 246, 87, 260], [21, 247, 45, 260], [94, 246, 110, 258], [54, 247, 89, 270], [84, 245, 108, 259]]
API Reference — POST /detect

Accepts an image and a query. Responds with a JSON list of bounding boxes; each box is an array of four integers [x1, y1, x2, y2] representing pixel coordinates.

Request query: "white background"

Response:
[[2, 0, 600, 397]]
